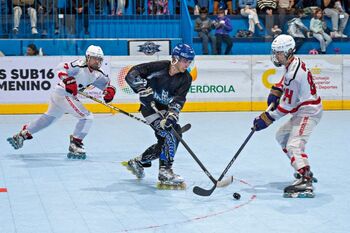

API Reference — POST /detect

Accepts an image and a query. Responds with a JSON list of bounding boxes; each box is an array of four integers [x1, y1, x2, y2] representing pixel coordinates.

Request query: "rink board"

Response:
[[0, 55, 349, 114]]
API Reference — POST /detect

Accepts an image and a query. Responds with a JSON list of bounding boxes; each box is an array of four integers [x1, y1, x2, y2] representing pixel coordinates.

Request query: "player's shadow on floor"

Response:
[[5, 153, 79, 168], [82, 179, 160, 195]]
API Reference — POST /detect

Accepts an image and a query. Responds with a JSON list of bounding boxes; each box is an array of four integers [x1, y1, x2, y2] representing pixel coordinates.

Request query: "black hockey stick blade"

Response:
[[180, 123, 191, 134], [193, 183, 217, 196]]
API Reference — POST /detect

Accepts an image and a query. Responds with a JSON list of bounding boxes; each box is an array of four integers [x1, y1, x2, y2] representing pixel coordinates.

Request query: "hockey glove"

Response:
[[253, 112, 275, 131], [267, 85, 283, 111], [63, 77, 78, 96], [139, 87, 154, 108], [160, 111, 179, 130], [103, 85, 116, 103]]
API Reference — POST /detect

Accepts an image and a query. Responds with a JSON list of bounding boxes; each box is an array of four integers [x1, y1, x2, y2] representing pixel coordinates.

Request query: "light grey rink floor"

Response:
[[0, 111, 349, 233]]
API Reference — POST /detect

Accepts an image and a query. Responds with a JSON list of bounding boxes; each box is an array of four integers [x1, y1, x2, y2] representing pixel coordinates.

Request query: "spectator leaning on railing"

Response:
[[13, 0, 42, 35]]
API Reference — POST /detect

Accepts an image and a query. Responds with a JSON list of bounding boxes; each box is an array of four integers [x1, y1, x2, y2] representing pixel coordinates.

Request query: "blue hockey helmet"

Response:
[[171, 43, 195, 61]]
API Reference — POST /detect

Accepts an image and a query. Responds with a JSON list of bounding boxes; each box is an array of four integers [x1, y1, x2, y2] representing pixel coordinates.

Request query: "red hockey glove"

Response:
[[63, 77, 78, 96], [103, 85, 116, 103]]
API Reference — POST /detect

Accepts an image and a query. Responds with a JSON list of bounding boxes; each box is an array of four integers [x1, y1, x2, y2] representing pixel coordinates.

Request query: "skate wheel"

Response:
[[156, 182, 186, 190], [67, 153, 72, 159], [80, 154, 86, 160], [121, 161, 128, 166], [283, 191, 314, 198]]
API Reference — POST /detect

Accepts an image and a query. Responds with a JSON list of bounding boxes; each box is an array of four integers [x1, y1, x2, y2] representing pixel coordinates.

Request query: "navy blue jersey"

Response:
[[125, 60, 192, 113]]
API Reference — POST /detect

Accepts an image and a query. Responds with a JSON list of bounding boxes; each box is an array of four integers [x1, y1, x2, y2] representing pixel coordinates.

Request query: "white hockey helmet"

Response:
[[271, 34, 296, 67], [85, 45, 104, 69]]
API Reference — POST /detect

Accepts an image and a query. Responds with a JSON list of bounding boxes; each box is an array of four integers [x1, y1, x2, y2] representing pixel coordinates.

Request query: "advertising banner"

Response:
[[128, 40, 170, 56], [0, 56, 110, 103], [251, 55, 343, 102]]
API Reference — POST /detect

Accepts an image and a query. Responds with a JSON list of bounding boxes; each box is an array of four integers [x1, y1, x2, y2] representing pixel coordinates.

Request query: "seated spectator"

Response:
[[310, 7, 332, 54], [287, 8, 310, 52], [13, 0, 42, 35], [194, 7, 217, 54], [194, 0, 209, 15], [214, 7, 233, 54], [277, 0, 295, 32], [239, 0, 263, 36], [257, 0, 281, 37], [39, 0, 59, 35], [214, 0, 234, 15], [322, 0, 349, 38], [26, 43, 39, 56]]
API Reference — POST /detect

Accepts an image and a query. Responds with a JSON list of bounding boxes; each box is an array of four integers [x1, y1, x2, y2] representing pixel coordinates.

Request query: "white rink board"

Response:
[[0, 55, 347, 104], [343, 55, 350, 99], [0, 56, 110, 103], [251, 55, 343, 101]]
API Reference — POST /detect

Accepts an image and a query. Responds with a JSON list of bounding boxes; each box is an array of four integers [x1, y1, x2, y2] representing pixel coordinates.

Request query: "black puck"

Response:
[[233, 192, 241, 200]]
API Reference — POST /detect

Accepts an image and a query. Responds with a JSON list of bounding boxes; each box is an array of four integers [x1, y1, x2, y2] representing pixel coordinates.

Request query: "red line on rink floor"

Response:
[[0, 188, 8, 192]]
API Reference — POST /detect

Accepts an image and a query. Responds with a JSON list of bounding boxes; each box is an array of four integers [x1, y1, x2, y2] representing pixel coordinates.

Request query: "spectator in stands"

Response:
[[195, 7, 217, 55], [136, 0, 145, 14], [322, 0, 349, 38], [12, 0, 42, 35], [298, 0, 318, 14], [26, 43, 39, 56], [116, 0, 126, 15], [39, 0, 59, 35], [194, 0, 210, 14], [148, 0, 169, 15], [214, 0, 234, 15], [287, 8, 310, 52], [239, 0, 263, 36], [257, 0, 282, 38], [64, 0, 90, 35], [277, 0, 295, 32], [310, 7, 332, 54], [214, 7, 233, 54]]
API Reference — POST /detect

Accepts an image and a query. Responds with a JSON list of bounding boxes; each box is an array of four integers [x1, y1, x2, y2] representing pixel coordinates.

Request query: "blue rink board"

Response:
[[0, 111, 349, 233]]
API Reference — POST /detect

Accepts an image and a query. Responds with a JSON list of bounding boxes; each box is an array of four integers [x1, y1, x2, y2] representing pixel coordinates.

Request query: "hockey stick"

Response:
[[78, 91, 192, 133], [150, 102, 232, 188], [193, 104, 274, 196]]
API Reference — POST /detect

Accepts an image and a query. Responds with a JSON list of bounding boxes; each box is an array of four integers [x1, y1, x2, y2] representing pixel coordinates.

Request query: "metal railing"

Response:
[[0, 0, 193, 44]]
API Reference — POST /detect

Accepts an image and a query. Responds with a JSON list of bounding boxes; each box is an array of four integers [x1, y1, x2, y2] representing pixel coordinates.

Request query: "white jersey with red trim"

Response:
[[269, 56, 323, 121], [54, 59, 110, 96]]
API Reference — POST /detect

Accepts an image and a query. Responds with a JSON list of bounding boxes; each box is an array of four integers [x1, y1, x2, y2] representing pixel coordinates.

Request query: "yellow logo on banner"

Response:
[[311, 66, 321, 75], [262, 68, 276, 89]]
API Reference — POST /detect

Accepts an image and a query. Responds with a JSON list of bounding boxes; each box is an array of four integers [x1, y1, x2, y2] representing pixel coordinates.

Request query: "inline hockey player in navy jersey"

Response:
[[253, 35, 323, 198], [7, 45, 116, 159], [123, 43, 195, 189]]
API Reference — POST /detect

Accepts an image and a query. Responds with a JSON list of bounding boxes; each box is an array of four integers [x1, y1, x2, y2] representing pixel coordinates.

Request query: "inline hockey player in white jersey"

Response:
[[253, 34, 323, 198], [123, 43, 195, 189], [7, 45, 116, 159]]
